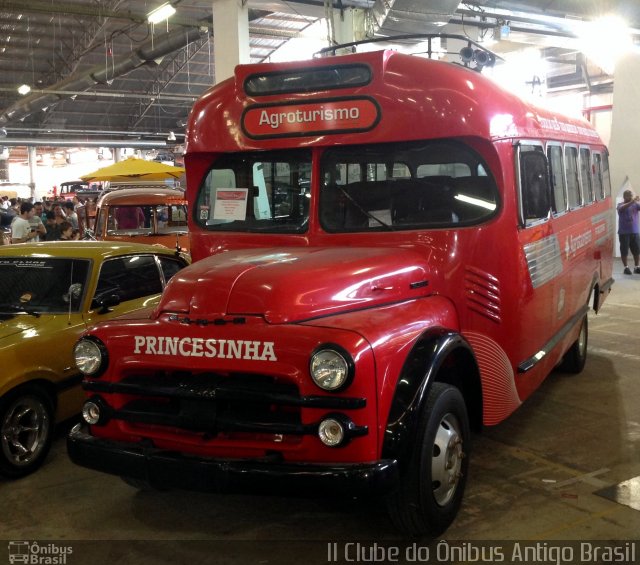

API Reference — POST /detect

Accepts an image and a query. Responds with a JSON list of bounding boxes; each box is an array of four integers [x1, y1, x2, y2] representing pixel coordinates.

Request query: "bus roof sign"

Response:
[[241, 97, 381, 139]]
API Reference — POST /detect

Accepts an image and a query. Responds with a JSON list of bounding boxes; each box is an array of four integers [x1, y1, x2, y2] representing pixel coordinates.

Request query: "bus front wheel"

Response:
[[387, 382, 470, 537]]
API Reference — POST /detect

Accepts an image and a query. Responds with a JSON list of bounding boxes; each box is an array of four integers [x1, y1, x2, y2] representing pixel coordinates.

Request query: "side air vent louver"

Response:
[[464, 266, 501, 323]]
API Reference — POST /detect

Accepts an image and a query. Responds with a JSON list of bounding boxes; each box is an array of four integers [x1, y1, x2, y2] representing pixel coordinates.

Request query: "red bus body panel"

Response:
[[71, 50, 613, 490]]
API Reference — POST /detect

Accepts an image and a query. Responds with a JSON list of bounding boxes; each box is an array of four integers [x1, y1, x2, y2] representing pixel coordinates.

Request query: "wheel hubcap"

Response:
[[1, 397, 50, 467], [577, 321, 587, 357], [431, 413, 464, 506]]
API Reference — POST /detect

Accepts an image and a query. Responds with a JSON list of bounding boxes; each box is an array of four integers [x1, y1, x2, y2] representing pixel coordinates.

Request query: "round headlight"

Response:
[[309, 346, 352, 391], [74, 338, 107, 376], [318, 418, 345, 447], [82, 401, 101, 425]]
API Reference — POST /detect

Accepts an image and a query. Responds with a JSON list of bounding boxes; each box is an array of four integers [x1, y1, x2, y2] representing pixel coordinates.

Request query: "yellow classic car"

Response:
[[0, 241, 189, 478]]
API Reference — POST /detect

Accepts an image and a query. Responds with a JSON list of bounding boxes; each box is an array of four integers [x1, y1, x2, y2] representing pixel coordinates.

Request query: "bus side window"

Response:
[[565, 146, 581, 208], [592, 153, 604, 200], [520, 150, 551, 224], [579, 147, 593, 203], [602, 153, 612, 197], [547, 144, 566, 213]]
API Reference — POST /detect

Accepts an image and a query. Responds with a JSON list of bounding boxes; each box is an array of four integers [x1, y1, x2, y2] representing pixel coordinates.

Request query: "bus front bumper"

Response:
[[67, 424, 399, 496]]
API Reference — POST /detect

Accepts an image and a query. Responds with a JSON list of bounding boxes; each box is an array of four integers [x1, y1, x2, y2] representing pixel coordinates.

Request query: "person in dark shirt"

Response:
[[43, 211, 61, 241], [617, 188, 640, 275]]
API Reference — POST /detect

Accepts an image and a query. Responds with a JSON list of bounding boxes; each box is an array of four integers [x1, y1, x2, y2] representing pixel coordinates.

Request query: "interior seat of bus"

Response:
[[391, 177, 456, 225], [322, 174, 498, 230], [336, 176, 457, 228]]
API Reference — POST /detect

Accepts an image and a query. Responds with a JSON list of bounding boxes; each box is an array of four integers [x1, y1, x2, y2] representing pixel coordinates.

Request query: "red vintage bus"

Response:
[[68, 40, 614, 536]]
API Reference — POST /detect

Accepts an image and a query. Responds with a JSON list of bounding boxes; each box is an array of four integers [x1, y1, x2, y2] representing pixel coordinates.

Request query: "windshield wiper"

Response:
[[338, 186, 395, 231], [0, 303, 41, 318]]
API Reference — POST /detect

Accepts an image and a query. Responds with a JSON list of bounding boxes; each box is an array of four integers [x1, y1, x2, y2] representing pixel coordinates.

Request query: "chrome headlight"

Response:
[[82, 400, 102, 425], [318, 417, 345, 447], [74, 337, 108, 377], [309, 345, 354, 391], [81, 397, 111, 426]]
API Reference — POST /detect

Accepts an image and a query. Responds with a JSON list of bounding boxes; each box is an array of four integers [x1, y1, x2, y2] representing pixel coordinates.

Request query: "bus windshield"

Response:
[[320, 140, 499, 232], [195, 150, 311, 233], [194, 141, 499, 234]]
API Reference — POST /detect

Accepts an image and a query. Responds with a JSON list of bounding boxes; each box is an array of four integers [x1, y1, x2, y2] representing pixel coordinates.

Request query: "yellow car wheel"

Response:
[[0, 385, 54, 479]]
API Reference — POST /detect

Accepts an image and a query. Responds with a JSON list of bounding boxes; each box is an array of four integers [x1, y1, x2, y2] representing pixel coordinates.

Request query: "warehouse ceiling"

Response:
[[0, 0, 639, 156]]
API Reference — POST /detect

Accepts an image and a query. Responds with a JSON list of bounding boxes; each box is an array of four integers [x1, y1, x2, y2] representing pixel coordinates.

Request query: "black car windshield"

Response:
[[194, 149, 311, 233], [0, 258, 90, 314]]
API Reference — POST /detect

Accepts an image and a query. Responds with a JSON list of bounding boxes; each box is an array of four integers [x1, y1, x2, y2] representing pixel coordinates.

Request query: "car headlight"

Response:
[[309, 345, 354, 391], [74, 337, 108, 377], [318, 417, 345, 447], [81, 397, 111, 426]]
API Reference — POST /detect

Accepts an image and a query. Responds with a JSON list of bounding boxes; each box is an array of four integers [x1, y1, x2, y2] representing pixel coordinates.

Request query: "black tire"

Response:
[[559, 315, 588, 374], [387, 382, 470, 537], [0, 385, 54, 479]]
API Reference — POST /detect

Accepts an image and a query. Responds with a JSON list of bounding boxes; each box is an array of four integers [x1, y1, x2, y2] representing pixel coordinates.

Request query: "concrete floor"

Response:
[[1, 264, 639, 564]]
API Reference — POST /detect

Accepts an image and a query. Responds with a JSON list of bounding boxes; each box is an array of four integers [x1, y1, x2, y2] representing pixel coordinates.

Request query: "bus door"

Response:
[[516, 142, 559, 387]]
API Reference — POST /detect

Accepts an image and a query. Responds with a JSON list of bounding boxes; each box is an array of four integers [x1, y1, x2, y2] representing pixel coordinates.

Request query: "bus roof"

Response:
[[186, 49, 602, 154]]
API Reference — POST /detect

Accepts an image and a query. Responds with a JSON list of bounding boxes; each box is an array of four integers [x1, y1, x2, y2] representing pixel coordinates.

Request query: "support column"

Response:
[[27, 146, 37, 201], [608, 52, 640, 256], [0, 147, 8, 182], [332, 8, 367, 45], [609, 52, 640, 195], [213, 0, 250, 84]]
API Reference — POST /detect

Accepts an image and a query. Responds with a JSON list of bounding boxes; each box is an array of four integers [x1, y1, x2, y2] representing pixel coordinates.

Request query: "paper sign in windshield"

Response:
[[213, 189, 249, 221]]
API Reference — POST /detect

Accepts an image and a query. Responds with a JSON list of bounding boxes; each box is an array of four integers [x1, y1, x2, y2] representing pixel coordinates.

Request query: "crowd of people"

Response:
[[1, 195, 82, 245]]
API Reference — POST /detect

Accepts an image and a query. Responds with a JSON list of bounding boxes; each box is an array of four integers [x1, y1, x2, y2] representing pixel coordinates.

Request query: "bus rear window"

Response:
[[320, 141, 499, 232]]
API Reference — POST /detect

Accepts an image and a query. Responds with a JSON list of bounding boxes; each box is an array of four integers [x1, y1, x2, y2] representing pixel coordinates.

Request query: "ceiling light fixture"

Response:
[[147, 2, 176, 24], [18, 84, 31, 95], [577, 15, 632, 74]]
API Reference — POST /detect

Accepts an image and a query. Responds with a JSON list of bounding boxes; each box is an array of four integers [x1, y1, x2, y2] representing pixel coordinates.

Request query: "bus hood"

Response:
[[157, 247, 435, 324]]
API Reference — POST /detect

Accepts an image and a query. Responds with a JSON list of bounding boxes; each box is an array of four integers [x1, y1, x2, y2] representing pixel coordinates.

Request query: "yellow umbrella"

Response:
[[80, 157, 185, 182]]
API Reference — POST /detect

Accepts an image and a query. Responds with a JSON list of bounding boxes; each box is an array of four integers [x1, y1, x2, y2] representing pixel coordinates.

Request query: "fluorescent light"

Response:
[[18, 84, 31, 95], [147, 2, 176, 24], [454, 193, 497, 211], [577, 15, 633, 74]]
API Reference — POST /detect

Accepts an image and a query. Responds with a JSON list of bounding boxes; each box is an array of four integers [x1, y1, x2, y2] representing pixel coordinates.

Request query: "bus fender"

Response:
[[381, 328, 481, 471]]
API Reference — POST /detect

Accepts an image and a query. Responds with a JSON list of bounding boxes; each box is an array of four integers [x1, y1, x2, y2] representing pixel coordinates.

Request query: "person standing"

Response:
[[43, 211, 60, 241], [63, 201, 79, 229], [28, 202, 47, 242], [10, 202, 38, 244], [57, 221, 74, 240], [617, 188, 640, 275]]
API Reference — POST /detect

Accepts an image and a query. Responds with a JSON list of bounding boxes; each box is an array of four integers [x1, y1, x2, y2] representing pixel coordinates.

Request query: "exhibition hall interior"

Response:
[[1, 2, 639, 563]]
